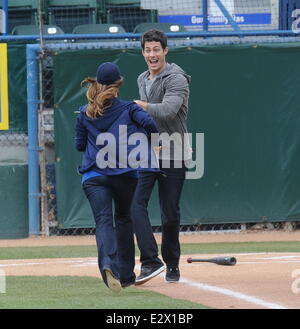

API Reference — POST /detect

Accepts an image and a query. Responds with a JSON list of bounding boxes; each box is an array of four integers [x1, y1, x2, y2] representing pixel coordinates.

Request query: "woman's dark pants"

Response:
[[83, 175, 137, 286]]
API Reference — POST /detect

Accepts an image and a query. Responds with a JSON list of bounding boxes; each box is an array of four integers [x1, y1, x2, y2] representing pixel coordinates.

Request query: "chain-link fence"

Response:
[[2, 0, 300, 236], [38, 51, 56, 235], [2, 0, 298, 35], [37, 35, 300, 236], [47, 221, 300, 236], [0, 130, 28, 162]]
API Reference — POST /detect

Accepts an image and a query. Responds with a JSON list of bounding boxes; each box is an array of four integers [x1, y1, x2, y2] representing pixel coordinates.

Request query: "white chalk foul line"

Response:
[[259, 255, 300, 260], [0, 259, 94, 268], [137, 264, 288, 309], [178, 277, 288, 309]]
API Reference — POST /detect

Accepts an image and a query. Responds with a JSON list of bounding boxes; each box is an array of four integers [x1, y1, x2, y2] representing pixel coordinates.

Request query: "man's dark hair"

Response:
[[141, 29, 168, 50]]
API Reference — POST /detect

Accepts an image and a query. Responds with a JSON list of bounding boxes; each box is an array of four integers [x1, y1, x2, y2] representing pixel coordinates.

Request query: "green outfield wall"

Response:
[[6, 43, 27, 131], [0, 164, 29, 238], [52, 43, 300, 228]]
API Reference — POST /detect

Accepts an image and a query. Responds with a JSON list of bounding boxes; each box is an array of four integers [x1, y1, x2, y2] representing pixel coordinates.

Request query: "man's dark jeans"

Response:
[[131, 162, 186, 268], [83, 174, 137, 286]]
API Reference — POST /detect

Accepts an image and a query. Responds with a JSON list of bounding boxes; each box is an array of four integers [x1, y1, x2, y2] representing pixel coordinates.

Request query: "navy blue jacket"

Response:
[[75, 98, 160, 175]]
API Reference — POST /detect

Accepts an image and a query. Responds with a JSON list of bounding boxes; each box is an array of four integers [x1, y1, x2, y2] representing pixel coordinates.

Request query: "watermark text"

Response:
[[95, 126, 204, 180]]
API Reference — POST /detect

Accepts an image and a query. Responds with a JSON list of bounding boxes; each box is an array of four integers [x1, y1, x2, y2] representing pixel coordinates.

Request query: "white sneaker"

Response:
[[104, 269, 122, 293]]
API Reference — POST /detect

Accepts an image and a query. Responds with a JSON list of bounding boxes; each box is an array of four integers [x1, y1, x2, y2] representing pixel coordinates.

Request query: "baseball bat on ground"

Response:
[[187, 256, 237, 266]]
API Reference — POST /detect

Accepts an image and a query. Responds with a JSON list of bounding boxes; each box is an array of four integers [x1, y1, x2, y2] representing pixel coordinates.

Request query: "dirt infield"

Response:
[[1, 231, 300, 309], [1, 230, 300, 247]]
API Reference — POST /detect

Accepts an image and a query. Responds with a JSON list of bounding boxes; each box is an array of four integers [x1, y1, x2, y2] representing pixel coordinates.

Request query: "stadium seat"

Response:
[[6, 0, 42, 33], [48, 0, 98, 33], [72, 23, 126, 34], [11, 24, 64, 35], [8, 0, 38, 5], [106, 0, 140, 4], [133, 22, 186, 33], [105, 3, 157, 32]]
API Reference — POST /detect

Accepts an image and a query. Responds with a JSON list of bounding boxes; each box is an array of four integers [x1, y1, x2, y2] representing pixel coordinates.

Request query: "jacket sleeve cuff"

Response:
[[147, 103, 159, 117]]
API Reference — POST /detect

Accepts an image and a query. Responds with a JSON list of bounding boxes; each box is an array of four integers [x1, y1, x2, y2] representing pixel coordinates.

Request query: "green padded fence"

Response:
[[52, 43, 300, 228], [7, 43, 27, 131], [0, 164, 29, 238]]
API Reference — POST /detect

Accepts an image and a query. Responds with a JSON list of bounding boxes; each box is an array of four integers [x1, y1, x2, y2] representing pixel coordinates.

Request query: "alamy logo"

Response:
[[95, 125, 204, 180]]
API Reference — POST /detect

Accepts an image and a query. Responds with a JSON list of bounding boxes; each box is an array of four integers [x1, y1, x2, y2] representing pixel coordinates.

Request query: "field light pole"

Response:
[[27, 44, 41, 236]]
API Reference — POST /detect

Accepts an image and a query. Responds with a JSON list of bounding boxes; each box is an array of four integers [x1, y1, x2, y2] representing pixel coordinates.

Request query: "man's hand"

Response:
[[134, 100, 148, 110]]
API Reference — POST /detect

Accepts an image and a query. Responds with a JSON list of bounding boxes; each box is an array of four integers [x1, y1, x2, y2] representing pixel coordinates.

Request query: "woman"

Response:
[[75, 62, 159, 292]]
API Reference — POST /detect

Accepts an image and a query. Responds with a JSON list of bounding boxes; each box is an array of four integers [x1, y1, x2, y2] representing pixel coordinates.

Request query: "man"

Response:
[[132, 29, 191, 284]]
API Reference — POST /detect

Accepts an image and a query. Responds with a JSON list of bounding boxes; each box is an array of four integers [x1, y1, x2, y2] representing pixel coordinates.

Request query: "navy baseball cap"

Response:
[[96, 62, 121, 85]]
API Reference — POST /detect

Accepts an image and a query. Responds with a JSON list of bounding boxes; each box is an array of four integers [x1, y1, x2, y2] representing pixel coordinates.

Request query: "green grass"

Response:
[[0, 276, 208, 309], [0, 241, 299, 260], [0, 245, 98, 260], [1, 241, 299, 309], [182, 241, 300, 254]]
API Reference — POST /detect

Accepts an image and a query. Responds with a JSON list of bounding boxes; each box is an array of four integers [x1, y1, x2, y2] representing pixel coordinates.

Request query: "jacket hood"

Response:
[[140, 63, 191, 84], [164, 63, 191, 83], [79, 98, 133, 131]]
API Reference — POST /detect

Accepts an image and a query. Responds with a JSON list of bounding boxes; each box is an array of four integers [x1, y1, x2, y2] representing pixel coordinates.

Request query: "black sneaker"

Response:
[[135, 264, 166, 285], [165, 266, 180, 283]]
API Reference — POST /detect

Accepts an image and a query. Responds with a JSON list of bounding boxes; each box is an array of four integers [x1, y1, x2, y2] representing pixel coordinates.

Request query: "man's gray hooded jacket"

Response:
[[137, 63, 191, 161]]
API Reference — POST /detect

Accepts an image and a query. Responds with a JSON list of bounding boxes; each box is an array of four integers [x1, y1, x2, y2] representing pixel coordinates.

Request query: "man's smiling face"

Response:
[[142, 41, 168, 76]]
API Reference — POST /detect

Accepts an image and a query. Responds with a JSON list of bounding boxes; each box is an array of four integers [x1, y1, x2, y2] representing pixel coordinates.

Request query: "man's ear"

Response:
[[164, 47, 169, 56]]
